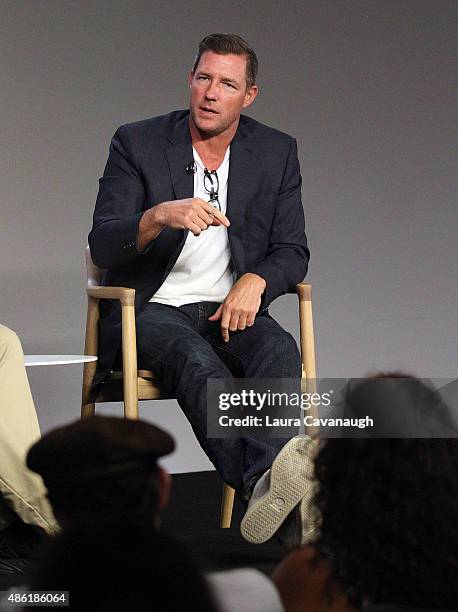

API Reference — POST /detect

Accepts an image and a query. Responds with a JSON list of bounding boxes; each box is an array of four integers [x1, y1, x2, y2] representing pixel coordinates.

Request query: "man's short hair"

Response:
[[193, 33, 258, 88]]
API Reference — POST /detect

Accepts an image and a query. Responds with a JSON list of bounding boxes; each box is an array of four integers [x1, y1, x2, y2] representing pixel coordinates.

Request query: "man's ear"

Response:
[[242, 84, 259, 109], [157, 466, 172, 509], [188, 70, 194, 88]]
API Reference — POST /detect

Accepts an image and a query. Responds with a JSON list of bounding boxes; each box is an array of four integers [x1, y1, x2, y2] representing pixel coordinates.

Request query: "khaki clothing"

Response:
[[0, 324, 57, 533]]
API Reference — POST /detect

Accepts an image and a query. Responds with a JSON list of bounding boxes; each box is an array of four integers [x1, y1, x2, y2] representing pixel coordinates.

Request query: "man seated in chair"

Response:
[[89, 33, 310, 537]]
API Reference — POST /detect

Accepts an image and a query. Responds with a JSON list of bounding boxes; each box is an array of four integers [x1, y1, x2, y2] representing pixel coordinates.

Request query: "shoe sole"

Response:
[[240, 436, 316, 544]]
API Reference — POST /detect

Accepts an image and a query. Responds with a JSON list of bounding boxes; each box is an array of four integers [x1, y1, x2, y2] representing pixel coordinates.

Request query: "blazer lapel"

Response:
[[165, 114, 194, 201], [227, 117, 258, 277], [161, 114, 193, 277]]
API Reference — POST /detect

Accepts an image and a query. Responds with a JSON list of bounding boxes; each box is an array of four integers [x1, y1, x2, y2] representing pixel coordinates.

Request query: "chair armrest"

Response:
[[87, 286, 135, 306], [295, 282, 316, 384], [295, 282, 311, 302]]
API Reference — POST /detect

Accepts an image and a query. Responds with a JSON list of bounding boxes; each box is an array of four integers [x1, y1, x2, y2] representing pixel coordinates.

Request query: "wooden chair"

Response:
[[81, 246, 316, 528]]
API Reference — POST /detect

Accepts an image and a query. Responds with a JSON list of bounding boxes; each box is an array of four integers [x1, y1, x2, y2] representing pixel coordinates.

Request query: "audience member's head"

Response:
[[311, 374, 457, 609], [343, 372, 456, 438], [26, 520, 218, 612], [27, 416, 175, 528]]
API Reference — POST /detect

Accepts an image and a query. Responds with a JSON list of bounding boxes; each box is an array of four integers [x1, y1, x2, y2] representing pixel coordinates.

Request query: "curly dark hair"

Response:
[[311, 376, 458, 609]]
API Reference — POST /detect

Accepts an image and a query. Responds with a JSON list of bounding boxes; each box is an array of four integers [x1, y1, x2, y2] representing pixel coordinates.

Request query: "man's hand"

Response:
[[138, 198, 230, 251], [208, 273, 267, 342]]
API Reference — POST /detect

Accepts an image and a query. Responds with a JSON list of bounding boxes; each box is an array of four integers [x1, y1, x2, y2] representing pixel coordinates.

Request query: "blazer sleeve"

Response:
[[88, 125, 152, 270], [247, 137, 310, 307]]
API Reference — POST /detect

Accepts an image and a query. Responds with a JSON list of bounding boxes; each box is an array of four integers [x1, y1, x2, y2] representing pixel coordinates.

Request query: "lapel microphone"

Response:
[[185, 161, 197, 174]]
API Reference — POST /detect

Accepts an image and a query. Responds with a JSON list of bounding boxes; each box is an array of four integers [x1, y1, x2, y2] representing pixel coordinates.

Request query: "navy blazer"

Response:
[[89, 110, 309, 388]]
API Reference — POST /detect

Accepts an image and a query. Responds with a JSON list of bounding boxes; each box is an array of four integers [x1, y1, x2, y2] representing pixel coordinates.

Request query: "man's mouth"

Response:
[[200, 107, 218, 114]]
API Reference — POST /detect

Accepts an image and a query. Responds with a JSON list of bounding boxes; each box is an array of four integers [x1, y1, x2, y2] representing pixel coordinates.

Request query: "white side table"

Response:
[[24, 355, 97, 367]]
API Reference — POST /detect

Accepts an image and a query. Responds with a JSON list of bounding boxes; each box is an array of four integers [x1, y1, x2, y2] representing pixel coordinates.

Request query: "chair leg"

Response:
[[81, 402, 95, 419], [124, 393, 139, 419], [220, 483, 235, 528], [121, 301, 139, 420]]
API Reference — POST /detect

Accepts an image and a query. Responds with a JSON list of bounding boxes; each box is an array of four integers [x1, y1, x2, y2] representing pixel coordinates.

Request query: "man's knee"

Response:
[[249, 327, 301, 378], [278, 331, 300, 360], [255, 327, 299, 360], [273, 332, 301, 372]]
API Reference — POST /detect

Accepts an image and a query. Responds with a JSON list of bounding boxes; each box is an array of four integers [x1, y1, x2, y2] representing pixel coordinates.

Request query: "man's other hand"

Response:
[[138, 198, 230, 250], [208, 273, 267, 342]]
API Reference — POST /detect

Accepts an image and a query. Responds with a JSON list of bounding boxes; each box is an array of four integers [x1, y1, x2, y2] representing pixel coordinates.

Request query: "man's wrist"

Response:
[[243, 272, 267, 292], [138, 205, 167, 251]]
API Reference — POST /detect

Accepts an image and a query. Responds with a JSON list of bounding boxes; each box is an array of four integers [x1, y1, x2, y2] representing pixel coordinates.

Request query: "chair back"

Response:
[[85, 246, 104, 287]]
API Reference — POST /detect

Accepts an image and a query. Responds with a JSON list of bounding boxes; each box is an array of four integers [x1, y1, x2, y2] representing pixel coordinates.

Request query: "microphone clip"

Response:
[[185, 161, 197, 174]]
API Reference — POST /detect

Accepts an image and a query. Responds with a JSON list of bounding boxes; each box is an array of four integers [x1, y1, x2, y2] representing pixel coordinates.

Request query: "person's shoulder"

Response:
[[239, 114, 296, 146], [207, 568, 284, 612], [114, 110, 189, 142]]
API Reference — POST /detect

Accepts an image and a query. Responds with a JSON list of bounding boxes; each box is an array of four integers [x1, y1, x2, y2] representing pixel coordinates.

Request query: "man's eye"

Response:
[[198, 76, 209, 80], [223, 82, 235, 88]]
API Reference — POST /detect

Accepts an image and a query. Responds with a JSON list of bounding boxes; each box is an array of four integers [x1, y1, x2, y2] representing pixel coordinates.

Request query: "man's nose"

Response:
[[205, 82, 218, 100]]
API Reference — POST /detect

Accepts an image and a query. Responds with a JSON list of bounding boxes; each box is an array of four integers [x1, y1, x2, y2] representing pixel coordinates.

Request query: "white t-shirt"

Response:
[[150, 146, 234, 306]]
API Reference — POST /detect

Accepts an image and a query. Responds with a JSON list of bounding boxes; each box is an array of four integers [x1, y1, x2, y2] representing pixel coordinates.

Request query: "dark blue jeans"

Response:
[[135, 301, 301, 499]]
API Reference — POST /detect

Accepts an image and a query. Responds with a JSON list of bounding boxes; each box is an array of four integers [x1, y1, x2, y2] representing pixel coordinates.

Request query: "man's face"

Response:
[[189, 51, 258, 137]]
